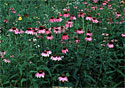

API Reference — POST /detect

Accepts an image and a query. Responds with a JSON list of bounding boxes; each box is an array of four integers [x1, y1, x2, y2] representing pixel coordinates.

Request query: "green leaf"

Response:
[[112, 82, 122, 88], [42, 66, 52, 76], [116, 69, 125, 77], [21, 78, 27, 86]]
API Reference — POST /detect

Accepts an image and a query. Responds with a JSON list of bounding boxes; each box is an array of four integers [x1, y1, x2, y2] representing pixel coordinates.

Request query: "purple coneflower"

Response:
[[63, 12, 70, 18], [85, 36, 92, 41], [76, 27, 84, 34], [41, 51, 49, 57], [35, 70, 45, 78], [62, 47, 68, 54], [58, 74, 68, 82], [107, 41, 114, 48], [46, 33, 53, 40], [49, 16, 55, 23], [61, 33, 69, 40], [3, 58, 10, 63]]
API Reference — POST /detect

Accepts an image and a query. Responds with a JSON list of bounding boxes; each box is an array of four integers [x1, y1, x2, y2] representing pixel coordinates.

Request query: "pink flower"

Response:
[[11, 10, 16, 13], [65, 20, 73, 28], [76, 27, 84, 34], [58, 75, 68, 82], [41, 51, 50, 57], [63, 8, 69, 12], [74, 6, 77, 9], [93, 0, 98, 3], [25, 28, 33, 34], [27, 60, 32, 64], [46, 33, 53, 40], [4, 19, 8, 23], [46, 49, 52, 55], [102, 33, 109, 36], [82, 2, 87, 4], [74, 37, 79, 44], [86, 30, 92, 36], [59, 13, 62, 16], [61, 33, 69, 40], [60, 26, 65, 32], [108, 4, 112, 9], [50, 55, 62, 61], [51, 55, 57, 61], [92, 18, 99, 23], [3, 58, 10, 63], [121, 33, 125, 37], [55, 17, 62, 22], [115, 12, 121, 18], [32, 30, 38, 35], [99, 7, 103, 10], [86, 15, 92, 21], [49, 16, 55, 23], [70, 15, 76, 20], [63, 12, 70, 18], [14, 29, 24, 34], [38, 26, 45, 34], [66, 9, 70, 12], [102, 2, 107, 6], [91, 6, 96, 10], [9, 27, 18, 32], [10, 8, 14, 10], [107, 41, 114, 48], [45, 29, 51, 34], [35, 70, 45, 78], [62, 47, 68, 54], [85, 36, 92, 41], [63, 8, 67, 11], [53, 27, 61, 34], [78, 12, 85, 18], [1, 50, 6, 56]]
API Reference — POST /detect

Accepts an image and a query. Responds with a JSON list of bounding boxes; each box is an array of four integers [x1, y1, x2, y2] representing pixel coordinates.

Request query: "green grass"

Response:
[[0, 0, 124, 87]]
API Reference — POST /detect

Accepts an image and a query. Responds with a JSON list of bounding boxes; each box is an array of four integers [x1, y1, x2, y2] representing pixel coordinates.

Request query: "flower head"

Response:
[[121, 33, 125, 37], [49, 16, 55, 23], [86, 30, 92, 36], [61, 33, 69, 40], [70, 15, 76, 20], [58, 74, 68, 82], [76, 27, 84, 34], [3, 58, 10, 63], [85, 36, 92, 41], [35, 70, 45, 78], [46, 33, 53, 40], [62, 47, 68, 54], [41, 51, 50, 57], [9, 27, 18, 32], [4, 19, 8, 23], [25, 28, 33, 34], [55, 17, 62, 22], [50, 55, 62, 61], [107, 41, 114, 48], [63, 12, 70, 18], [78, 12, 85, 18], [1, 50, 6, 56]]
